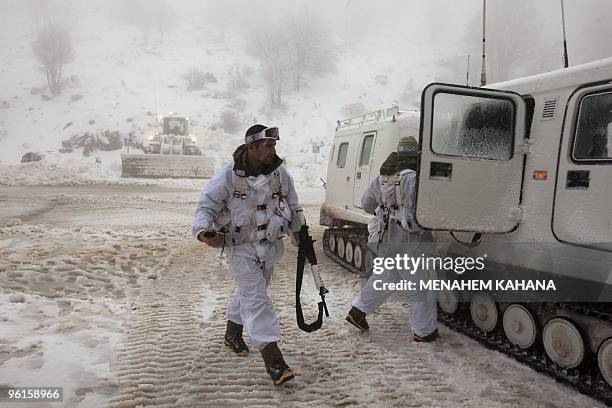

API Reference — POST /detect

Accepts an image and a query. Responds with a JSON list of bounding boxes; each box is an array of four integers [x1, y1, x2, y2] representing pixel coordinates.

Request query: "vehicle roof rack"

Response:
[[336, 106, 402, 131]]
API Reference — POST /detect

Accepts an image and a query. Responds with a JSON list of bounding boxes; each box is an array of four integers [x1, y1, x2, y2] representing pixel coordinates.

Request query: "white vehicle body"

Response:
[[322, 59, 612, 287], [416, 58, 612, 287], [321, 56, 612, 397], [320, 106, 420, 227]]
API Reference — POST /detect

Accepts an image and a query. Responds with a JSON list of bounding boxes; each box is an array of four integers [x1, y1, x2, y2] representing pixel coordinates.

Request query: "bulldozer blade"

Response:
[[121, 154, 214, 179]]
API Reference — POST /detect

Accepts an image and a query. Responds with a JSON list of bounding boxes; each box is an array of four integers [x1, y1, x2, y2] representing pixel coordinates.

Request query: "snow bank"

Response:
[[0, 156, 122, 186], [0, 153, 207, 189]]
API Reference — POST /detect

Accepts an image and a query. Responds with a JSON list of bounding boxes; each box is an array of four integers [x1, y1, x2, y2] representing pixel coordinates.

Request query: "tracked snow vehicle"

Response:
[[121, 114, 213, 178], [320, 106, 419, 276], [321, 58, 612, 403]]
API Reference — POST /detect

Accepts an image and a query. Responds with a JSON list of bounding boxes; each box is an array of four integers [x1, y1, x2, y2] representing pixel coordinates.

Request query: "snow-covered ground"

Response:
[[0, 185, 605, 407]]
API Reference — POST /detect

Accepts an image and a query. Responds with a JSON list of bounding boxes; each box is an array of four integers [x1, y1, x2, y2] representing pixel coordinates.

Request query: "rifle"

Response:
[[296, 225, 329, 332]]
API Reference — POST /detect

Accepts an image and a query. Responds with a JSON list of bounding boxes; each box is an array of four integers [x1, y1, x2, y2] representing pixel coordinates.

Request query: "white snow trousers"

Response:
[[352, 265, 438, 337], [352, 231, 438, 337], [225, 242, 283, 351]]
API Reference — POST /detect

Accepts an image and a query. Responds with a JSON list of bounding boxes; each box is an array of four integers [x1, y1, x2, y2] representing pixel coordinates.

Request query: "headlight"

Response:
[[148, 135, 154, 141], [190, 137, 196, 143]]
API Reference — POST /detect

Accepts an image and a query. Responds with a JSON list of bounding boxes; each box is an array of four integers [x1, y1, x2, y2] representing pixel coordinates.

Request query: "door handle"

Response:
[[430, 162, 452, 180], [346, 176, 350, 182], [566, 170, 590, 189], [356, 171, 361, 180]]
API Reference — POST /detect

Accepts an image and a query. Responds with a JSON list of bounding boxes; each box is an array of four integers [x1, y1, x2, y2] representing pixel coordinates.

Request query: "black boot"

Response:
[[413, 329, 439, 343], [261, 342, 295, 385], [224, 320, 249, 356], [346, 306, 369, 332]]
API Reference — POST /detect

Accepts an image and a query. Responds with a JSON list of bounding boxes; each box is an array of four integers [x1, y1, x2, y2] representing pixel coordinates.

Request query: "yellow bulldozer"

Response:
[[121, 114, 214, 178]]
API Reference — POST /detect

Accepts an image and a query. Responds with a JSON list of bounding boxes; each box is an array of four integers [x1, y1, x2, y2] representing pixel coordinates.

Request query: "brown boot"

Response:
[[261, 342, 295, 385], [224, 320, 249, 356], [346, 306, 369, 332]]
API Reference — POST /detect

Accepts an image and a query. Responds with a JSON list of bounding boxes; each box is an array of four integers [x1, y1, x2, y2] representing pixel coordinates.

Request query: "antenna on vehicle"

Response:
[[480, 0, 487, 86], [154, 81, 159, 126], [466, 55, 470, 86], [561, 0, 569, 68]]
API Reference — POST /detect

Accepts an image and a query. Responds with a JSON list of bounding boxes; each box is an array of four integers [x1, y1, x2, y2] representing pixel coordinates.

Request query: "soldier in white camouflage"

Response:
[[346, 137, 439, 342], [193, 124, 306, 385]]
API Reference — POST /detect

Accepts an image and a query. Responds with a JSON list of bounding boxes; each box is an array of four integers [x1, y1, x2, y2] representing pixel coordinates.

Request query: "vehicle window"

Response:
[[432, 93, 514, 160], [164, 118, 186, 135], [359, 134, 375, 166], [336, 142, 349, 168], [573, 91, 612, 161]]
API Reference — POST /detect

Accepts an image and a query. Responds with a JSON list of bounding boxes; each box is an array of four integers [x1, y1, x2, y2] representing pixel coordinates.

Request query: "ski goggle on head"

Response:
[[245, 127, 280, 144]]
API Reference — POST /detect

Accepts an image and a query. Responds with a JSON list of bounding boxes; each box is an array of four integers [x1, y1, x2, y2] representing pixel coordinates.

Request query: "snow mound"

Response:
[[0, 150, 324, 193], [0, 154, 208, 189], [0, 157, 123, 186]]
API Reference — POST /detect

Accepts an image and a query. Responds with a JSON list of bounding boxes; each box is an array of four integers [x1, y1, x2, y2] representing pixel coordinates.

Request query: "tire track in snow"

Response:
[[107, 236, 460, 408], [107, 243, 214, 408], [107, 228, 602, 408]]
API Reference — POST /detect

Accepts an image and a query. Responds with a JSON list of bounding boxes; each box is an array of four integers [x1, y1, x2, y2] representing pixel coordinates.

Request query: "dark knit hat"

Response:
[[397, 136, 418, 156], [380, 137, 419, 175]]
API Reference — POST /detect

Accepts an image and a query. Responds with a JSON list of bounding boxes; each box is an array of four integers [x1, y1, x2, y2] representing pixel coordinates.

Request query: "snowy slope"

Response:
[[0, 1, 458, 191]]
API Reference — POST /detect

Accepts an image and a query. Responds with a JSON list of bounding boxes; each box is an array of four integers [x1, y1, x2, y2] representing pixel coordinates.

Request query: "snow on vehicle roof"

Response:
[[487, 56, 612, 95], [335, 108, 419, 137]]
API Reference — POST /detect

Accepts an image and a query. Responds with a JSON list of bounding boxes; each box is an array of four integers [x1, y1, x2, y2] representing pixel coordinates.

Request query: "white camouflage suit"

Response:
[[352, 169, 438, 337], [192, 154, 303, 351]]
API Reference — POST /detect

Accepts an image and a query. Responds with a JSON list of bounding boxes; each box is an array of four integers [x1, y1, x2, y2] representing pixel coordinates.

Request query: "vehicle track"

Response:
[[322, 226, 612, 407]]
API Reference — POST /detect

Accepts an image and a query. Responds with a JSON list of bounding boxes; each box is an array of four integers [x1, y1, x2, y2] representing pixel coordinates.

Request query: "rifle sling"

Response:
[[295, 232, 325, 333]]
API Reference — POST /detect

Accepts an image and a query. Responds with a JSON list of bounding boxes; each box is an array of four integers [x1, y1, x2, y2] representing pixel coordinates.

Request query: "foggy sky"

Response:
[[2, 0, 612, 89]]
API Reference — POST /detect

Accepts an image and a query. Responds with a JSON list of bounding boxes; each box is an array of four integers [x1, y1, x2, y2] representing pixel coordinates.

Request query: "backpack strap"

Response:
[[270, 169, 282, 199]]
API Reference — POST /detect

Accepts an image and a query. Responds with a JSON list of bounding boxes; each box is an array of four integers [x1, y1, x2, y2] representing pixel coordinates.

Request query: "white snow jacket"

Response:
[[192, 145, 304, 257]]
